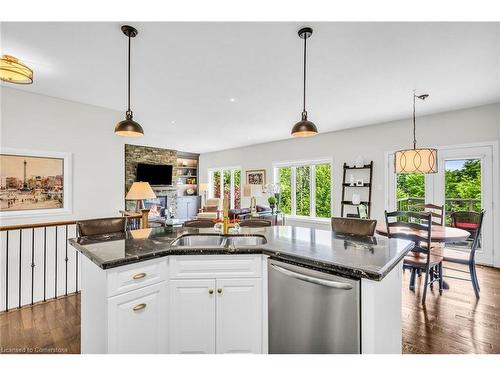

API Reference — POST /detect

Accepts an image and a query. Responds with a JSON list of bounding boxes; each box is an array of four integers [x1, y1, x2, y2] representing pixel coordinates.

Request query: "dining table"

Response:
[[375, 223, 471, 290]]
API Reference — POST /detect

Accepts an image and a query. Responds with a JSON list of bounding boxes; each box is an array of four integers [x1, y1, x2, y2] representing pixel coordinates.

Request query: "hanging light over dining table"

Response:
[[114, 25, 144, 137], [291, 27, 318, 138], [394, 92, 437, 174]]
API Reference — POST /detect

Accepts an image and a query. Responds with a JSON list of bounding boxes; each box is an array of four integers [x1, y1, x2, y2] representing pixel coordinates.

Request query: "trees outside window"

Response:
[[209, 168, 241, 209], [275, 161, 332, 218]]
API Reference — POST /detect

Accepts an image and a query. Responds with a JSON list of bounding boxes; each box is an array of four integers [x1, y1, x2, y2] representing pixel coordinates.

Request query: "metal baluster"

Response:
[[65, 224, 68, 296], [18, 230, 22, 308], [31, 228, 35, 305], [43, 227, 47, 302], [5, 231, 9, 312], [55, 226, 58, 298]]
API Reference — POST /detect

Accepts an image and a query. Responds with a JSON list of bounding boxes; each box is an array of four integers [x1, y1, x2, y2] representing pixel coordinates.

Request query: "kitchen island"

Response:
[[69, 225, 413, 354]]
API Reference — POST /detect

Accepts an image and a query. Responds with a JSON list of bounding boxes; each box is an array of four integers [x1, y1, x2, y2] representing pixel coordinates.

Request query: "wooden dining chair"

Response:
[[433, 210, 485, 298], [384, 210, 444, 304], [423, 204, 445, 226]]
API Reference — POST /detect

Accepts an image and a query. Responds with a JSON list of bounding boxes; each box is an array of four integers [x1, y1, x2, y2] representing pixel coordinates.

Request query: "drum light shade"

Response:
[[394, 148, 437, 174], [394, 92, 437, 174], [0, 55, 33, 84]]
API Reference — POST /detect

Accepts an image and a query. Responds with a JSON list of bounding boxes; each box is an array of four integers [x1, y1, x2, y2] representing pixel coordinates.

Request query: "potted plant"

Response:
[[268, 196, 277, 213]]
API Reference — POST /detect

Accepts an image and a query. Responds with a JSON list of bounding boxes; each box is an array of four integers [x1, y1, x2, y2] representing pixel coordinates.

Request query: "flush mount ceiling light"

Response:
[[114, 25, 144, 137], [0, 55, 33, 84], [394, 92, 437, 174], [291, 27, 318, 138]]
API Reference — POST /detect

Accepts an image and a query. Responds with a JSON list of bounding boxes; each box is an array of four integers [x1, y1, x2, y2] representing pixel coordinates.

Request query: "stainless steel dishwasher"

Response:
[[268, 259, 360, 354]]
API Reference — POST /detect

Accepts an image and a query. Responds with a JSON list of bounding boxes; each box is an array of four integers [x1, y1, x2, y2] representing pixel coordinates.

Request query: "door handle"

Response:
[[270, 264, 353, 290]]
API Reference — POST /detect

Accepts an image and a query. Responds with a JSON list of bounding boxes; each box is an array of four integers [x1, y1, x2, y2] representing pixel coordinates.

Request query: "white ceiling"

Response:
[[1, 22, 499, 153]]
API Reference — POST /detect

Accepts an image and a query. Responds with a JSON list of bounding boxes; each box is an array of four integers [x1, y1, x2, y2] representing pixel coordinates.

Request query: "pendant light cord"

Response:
[[127, 34, 131, 115], [413, 91, 416, 149], [302, 35, 307, 115]]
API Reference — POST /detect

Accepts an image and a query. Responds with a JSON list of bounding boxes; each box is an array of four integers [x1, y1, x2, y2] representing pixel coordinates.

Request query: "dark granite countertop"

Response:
[[68, 226, 414, 281]]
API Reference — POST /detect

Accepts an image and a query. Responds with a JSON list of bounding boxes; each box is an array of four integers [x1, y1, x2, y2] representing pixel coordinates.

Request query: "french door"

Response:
[[388, 143, 497, 266], [430, 144, 494, 265]]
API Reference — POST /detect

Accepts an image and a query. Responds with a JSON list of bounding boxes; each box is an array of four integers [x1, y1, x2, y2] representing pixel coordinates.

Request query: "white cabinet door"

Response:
[[107, 282, 167, 354], [169, 279, 216, 353], [215, 278, 263, 353]]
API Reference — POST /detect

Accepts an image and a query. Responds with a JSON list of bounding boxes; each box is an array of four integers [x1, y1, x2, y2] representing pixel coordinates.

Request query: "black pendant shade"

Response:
[[291, 27, 318, 138], [115, 25, 144, 137], [291, 112, 318, 138]]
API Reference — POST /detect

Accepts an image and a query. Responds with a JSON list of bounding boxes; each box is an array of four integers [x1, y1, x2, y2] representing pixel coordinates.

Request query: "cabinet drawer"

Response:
[[107, 258, 168, 297], [169, 255, 262, 279]]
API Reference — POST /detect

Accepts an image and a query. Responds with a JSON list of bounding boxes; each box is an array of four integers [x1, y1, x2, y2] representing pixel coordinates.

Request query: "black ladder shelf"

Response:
[[340, 161, 374, 218]]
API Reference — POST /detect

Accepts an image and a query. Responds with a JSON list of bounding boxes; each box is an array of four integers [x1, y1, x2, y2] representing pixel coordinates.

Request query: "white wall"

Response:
[[0, 87, 187, 227], [199, 102, 500, 229]]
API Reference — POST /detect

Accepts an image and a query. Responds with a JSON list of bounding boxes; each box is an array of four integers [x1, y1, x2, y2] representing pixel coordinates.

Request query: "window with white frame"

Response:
[[274, 160, 332, 219], [208, 167, 241, 209]]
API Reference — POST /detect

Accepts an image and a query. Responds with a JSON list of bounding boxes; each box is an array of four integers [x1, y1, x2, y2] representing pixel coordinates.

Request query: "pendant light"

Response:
[[394, 92, 437, 174], [114, 25, 144, 137], [0, 55, 33, 84], [291, 27, 318, 138]]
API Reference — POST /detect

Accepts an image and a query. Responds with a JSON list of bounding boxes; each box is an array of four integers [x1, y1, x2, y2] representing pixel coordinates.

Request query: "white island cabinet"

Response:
[[80, 254, 267, 354]]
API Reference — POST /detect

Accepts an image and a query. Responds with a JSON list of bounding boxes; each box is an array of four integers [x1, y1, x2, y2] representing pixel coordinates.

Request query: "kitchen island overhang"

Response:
[[69, 225, 414, 281]]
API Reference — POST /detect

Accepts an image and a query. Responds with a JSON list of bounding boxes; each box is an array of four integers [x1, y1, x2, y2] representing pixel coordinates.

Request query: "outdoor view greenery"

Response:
[[210, 168, 241, 208], [444, 159, 481, 213], [315, 164, 331, 218], [278, 167, 292, 214], [296, 166, 310, 216], [277, 163, 331, 218], [396, 159, 481, 217]]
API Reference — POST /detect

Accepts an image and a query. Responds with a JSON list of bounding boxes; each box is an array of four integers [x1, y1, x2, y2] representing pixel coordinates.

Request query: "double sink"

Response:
[[171, 234, 267, 249]]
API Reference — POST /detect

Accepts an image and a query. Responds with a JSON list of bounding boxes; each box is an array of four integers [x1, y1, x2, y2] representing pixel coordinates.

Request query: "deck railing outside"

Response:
[[397, 197, 482, 223]]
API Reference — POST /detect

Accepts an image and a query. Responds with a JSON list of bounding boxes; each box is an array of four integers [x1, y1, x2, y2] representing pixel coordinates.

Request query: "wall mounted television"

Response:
[[136, 163, 173, 186]]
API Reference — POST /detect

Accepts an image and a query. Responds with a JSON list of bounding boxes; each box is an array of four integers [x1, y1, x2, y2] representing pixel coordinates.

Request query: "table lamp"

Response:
[[126, 181, 156, 211], [243, 184, 263, 215]]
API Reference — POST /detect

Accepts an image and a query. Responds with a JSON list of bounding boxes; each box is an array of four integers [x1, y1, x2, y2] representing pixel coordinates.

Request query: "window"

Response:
[[208, 167, 241, 209], [274, 160, 332, 219]]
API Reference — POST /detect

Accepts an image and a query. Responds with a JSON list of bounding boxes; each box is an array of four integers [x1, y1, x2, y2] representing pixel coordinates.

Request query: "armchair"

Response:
[[197, 197, 222, 220]]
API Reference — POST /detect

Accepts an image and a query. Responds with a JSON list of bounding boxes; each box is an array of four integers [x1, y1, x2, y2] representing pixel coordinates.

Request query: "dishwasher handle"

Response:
[[270, 264, 353, 290]]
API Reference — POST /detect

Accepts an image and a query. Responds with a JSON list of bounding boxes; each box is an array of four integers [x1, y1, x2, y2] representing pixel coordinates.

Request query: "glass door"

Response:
[[432, 145, 494, 265]]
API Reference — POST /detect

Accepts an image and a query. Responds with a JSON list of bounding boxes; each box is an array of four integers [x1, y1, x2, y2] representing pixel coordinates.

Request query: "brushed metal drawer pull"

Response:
[[208, 289, 214, 294], [133, 303, 146, 311], [133, 272, 146, 280]]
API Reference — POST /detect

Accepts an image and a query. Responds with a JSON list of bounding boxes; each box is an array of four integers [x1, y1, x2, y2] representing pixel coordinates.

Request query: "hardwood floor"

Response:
[[0, 262, 499, 354], [402, 263, 500, 354], [0, 293, 80, 354]]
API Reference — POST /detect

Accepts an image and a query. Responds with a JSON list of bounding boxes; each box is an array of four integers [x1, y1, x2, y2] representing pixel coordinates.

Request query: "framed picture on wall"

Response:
[[246, 169, 266, 185], [0, 148, 72, 218]]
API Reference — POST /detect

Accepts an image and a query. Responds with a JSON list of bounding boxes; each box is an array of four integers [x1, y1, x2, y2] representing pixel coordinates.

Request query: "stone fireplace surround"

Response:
[[124, 144, 178, 216]]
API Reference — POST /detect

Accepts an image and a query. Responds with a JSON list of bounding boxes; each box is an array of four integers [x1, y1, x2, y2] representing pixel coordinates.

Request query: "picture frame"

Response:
[[246, 169, 266, 185], [0, 148, 72, 218], [356, 179, 364, 186]]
